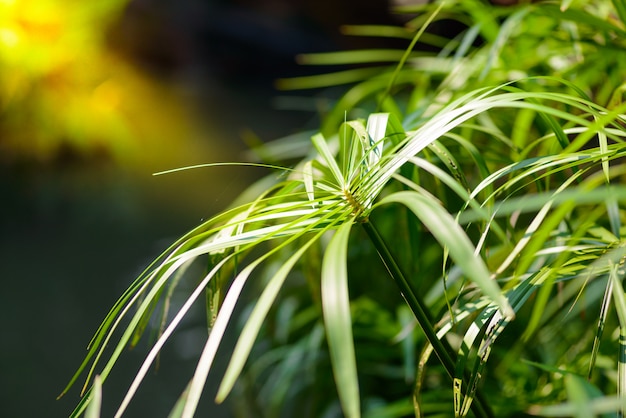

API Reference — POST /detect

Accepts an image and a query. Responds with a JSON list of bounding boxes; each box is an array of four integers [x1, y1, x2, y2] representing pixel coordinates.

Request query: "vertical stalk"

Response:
[[618, 327, 626, 418], [362, 221, 493, 418]]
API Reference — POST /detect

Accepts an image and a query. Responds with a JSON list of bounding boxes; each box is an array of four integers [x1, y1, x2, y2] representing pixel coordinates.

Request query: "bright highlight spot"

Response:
[[0, 27, 19, 48]]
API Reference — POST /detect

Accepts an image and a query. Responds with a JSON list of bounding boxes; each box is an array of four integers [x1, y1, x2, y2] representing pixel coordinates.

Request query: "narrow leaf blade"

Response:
[[321, 221, 360, 418], [379, 191, 513, 318]]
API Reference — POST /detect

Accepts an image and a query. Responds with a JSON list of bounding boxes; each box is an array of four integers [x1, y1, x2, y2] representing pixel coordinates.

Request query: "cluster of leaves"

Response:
[[63, 0, 626, 417]]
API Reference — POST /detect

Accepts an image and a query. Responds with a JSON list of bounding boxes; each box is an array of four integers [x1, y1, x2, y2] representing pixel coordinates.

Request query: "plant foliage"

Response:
[[63, 0, 626, 417]]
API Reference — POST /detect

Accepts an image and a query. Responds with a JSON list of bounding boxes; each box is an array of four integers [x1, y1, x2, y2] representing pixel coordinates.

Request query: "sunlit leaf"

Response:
[[215, 221, 337, 402], [321, 220, 360, 418]]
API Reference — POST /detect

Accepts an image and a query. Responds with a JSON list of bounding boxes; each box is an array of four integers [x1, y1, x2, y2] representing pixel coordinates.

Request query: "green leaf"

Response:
[[378, 191, 513, 318], [611, 262, 626, 417], [378, 1, 443, 108], [276, 67, 384, 90], [366, 113, 388, 168], [167, 382, 190, 418], [85, 375, 102, 418], [564, 375, 598, 418], [296, 49, 417, 65], [613, 0, 626, 27], [303, 160, 316, 207], [480, 7, 532, 80], [179, 259, 261, 418], [321, 220, 361, 418], [528, 395, 626, 416], [114, 257, 233, 417], [540, 3, 626, 37], [341, 119, 369, 183], [215, 229, 329, 402], [312, 133, 344, 188]]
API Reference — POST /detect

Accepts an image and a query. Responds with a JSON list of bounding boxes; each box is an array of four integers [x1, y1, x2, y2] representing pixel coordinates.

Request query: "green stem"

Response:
[[362, 221, 493, 418]]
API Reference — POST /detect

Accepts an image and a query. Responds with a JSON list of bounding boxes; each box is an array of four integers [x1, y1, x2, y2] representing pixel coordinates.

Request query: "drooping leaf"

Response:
[[377, 191, 513, 318], [321, 220, 361, 418], [84, 375, 102, 418], [215, 217, 340, 402]]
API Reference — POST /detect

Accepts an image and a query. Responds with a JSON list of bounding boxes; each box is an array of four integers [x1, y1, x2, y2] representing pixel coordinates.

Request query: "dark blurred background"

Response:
[[0, 0, 400, 416]]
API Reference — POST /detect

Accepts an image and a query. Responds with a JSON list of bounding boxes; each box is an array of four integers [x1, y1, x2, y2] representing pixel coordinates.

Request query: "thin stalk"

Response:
[[376, 1, 444, 111], [362, 221, 494, 418]]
